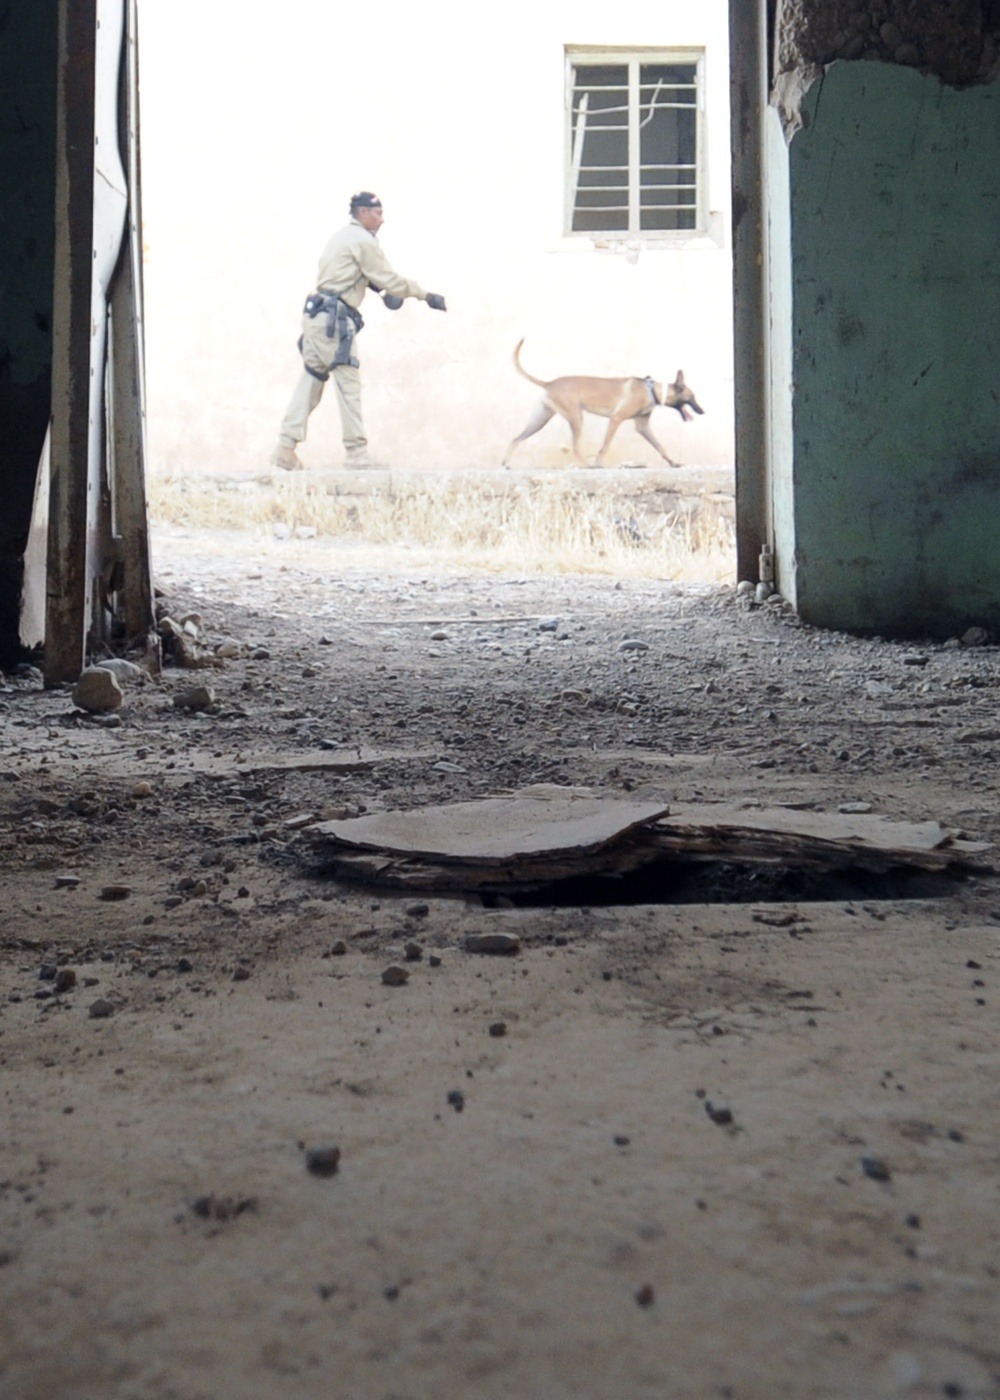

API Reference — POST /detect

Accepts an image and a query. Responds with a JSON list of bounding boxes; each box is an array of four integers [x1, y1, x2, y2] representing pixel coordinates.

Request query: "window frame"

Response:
[[564, 46, 707, 243]]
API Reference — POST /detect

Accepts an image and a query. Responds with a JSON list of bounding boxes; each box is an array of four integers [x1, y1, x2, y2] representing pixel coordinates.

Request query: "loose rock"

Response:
[[305, 1146, 341, 1177], [861, 1155, 892, 1182], [464, 932, 521, 956], [88, 998, 115, 1019], [173, 685, 216, 712], [382, 965, 409, 986], [72, 667, 123, 714]]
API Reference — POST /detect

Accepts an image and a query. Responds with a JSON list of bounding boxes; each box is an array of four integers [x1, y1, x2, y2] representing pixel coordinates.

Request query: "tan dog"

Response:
[[503, 339, 704, 468]]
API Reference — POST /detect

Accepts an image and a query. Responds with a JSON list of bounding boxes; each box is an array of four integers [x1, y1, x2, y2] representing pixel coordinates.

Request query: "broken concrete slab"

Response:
[[305, 788, 991, 893]]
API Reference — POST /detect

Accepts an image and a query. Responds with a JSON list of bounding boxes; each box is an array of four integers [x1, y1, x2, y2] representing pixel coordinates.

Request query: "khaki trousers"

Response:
[[278, 308, 367, 457]]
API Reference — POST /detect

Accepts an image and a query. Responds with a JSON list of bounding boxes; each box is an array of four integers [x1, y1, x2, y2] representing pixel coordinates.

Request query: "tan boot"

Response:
[[271, 443, 304, 472]]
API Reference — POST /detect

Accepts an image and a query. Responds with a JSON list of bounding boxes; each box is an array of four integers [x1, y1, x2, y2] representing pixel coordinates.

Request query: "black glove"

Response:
[[382, 294, 404, 311], [426, 293, 447, 312]]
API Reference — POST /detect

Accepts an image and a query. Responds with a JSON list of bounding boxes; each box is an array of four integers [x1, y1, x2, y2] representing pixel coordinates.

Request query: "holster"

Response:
[[303, 291, 364, 369]]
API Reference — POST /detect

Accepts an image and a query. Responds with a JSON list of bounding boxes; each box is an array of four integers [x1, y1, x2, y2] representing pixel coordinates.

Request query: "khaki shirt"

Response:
[[316, 219, 426, 308]]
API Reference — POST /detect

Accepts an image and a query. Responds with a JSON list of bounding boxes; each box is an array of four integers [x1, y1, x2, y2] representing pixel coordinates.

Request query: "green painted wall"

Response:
[[787, 61, 1000, 636]]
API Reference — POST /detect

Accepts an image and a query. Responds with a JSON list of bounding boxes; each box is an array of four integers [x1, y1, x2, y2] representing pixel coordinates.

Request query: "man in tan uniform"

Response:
[[271, 192, 446, 471]]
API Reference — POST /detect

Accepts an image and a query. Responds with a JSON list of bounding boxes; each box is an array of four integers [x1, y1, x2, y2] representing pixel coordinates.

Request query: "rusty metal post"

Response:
[[728, 0, 772, 583], [47, 0, 99, 684], [110, 0, 155, 649]]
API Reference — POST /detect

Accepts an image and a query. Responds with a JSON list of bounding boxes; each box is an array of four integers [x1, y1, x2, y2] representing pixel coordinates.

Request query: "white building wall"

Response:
[[137, 0, 733, 473]]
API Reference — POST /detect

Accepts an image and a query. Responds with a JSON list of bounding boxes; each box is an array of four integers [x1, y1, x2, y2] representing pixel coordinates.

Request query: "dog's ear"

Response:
[[675, 370, 686, 386]]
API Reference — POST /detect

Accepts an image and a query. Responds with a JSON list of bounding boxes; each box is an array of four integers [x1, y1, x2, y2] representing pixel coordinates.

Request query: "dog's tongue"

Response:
[[681, 405, 692, 422]]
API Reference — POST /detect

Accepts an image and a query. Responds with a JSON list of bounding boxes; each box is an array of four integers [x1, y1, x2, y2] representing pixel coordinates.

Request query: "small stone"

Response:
[[215, 639, 242, 659], [429, 630, 449, 642], [96, 658, 145, 684], [131, 780, 154, 799], [405, 902, 430, 919], [88, 998, 115, 1019], [329, 940, 347, 957], [736, 580, 755, 596], [173, 685, 216, 712], [251, 648, 271, 661], [232, 966, 251, 982], [901, 653, 928, 667], [177, 957, 194, 973], [635, 1283, 655, 1308], [404, 941, 423, 962], [447, 1090, 465, 1113], [961, 626, 990, 648], [754, 582, 773, 604], [53, 874, 81, 889], [838, 801, 873, 814], [488, 1021, 508, 1038], [613, 1134, 630, 1147], [382, 965, 409, 986], [39, 964, 58, 981], [98, 884, 132, 901], [538, 618, 559, 632], [861, 1155, 892, 1182], [464, 932, 521, 956], [428, 954, 442, 968], [54, 968, 77, 994], [618, 638, 649, 653], [705, 1101, 733, 1126], [305, 1146, 341, 1177], [72, 667, 123, 714]]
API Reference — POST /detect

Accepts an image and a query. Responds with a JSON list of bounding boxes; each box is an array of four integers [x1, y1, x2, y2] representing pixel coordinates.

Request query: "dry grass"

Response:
[[148, 472, 735, 581]]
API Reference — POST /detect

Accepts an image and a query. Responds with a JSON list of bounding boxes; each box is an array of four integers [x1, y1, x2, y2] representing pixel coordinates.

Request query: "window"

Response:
[[567, 50, 704, 237]]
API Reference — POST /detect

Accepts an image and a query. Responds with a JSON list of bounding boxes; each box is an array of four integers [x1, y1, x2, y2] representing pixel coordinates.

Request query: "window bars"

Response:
[[569, 56, 702, 236]]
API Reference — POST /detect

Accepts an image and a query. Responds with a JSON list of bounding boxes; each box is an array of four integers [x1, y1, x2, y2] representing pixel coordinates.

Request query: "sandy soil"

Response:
[[1, 523, 999, 1400]]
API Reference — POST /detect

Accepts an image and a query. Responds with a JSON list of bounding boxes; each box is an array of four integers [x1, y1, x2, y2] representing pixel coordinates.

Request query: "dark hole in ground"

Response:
[[484, 860, 966, 909]]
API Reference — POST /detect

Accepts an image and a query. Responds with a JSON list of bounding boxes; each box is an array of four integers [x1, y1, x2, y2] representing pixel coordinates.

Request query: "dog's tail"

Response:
[[512, 339, 549, 390]]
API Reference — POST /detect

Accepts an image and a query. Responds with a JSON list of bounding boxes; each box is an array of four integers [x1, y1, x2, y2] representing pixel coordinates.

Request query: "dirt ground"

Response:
[[2, 515, 999, 1400]]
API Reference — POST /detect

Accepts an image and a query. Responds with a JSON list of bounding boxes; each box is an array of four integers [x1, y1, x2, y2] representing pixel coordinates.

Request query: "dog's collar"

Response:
[[643, 375, 660, 406]]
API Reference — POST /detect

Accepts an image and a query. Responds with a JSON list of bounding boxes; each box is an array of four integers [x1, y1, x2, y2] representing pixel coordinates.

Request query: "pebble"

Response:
[[72, 667, 123, 713], [131, 781, 154, 799], [736, 580, 755, 596], [860, 1155, 892, 1182], [447, 1090, 465, 1113], [465, 932, 521, 956], [381, 965, 409, 986], [404, 941, 423, 962], [488, 1021, 508, 1037], [53, 874, 80, 889], [704, 1101, 734, 1126], [96, 658, 146, 684], [838, 801, 872, 814], [962, 626, 989, 648], [429, 630, 449, 642], [173, 685, 216, 712], [329, 940, 347, 957], [406, 902, 430, 919], [88, 998, 115, 1019], [98, 884, 133, 901], [305, 1146, 341, 1177], [618, 638, 649, 653], [635, 1283, 656, 1308], [54, 969, 77, 994]]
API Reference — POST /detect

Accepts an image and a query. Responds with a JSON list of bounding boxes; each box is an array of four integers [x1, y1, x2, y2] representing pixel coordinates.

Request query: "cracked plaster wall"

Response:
[[776, 0, 1000, 89]]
